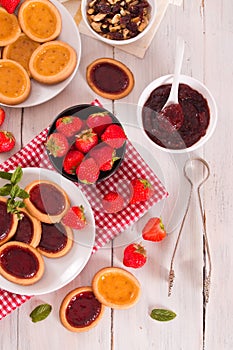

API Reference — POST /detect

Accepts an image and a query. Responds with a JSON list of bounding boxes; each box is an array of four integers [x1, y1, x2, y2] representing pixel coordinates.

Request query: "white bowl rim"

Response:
[[137, 74, 218, 154], [81, 0, 157, 46]]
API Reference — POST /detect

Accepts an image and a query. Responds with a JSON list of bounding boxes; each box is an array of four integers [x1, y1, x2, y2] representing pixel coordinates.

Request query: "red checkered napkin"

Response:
[[0, 106, 168, 320]]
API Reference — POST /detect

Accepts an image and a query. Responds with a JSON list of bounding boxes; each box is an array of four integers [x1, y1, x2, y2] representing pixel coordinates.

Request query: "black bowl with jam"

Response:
[[46, 104, 126, 184]]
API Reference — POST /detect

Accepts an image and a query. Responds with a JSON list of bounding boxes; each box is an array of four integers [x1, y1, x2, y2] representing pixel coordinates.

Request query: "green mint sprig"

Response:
[[0, 166, 29, 219]]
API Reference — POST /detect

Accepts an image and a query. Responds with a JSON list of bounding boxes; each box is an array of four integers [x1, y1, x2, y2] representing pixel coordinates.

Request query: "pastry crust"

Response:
[[24, 180, 70, 224], [2, 33, 40, 77], [0, 59, 31, 105], [59, 286, 105, 332], [29, 40, 77, 84], [13, 208, 42, 248], [86, 58, 134, 100], [0, 241, 45, 286], [18, 0, 62, 43], [0, 197, 18, 246], [37, 223, 73, 258], [0, 8, 21, 47], [92, 267, 141, 309]]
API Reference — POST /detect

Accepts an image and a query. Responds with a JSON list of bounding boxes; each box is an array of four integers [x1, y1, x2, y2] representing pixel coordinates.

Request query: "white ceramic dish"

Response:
[[0, 0, 81, 108], [0, 168, 95, 295], [81, 0, 156, 46], [137, 74, 218, 153]]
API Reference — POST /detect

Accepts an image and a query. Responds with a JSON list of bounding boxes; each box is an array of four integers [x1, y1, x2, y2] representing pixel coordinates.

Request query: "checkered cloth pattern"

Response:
[[0, 101, 168, 320]]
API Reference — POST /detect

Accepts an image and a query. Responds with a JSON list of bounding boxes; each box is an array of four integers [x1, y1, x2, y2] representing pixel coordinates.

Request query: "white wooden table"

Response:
[[0, 1, 232, 349]]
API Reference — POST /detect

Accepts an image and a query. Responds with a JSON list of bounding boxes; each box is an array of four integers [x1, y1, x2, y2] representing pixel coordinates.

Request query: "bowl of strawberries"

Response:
[[46, 104, 127, 184]]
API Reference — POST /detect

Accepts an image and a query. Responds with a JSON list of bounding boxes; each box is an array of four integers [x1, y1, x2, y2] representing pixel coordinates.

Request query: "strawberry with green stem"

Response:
[[142, 217, 166, 242], [75, 129, 98, 154], [45, 133, 69, 158], [0, 131, 15, 153], [130, 178, 154, 204], [86, 112, 112, 136], [89, 143, 119, 171], [123, 243, 147, 268], [102, 191, 124, 213], [56, 116, 83, 138], [62, 205, 87, 230]]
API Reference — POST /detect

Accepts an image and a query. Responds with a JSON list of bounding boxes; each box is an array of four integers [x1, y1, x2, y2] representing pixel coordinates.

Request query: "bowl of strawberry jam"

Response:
[[138, 74, 218, 153], [46, 104, 127, 184]]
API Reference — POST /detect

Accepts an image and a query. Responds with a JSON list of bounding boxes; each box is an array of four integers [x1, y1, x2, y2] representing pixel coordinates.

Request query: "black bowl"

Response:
[[46, 104, 126, 183]]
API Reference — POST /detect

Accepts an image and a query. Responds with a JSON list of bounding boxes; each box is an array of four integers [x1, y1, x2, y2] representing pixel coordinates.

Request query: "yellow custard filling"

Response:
[[97, 272, 140, 305], [0, 11, 20, 41], [32, 45, 71, 76], [23, 2, 58, 39], [0, 62, 28, 98]]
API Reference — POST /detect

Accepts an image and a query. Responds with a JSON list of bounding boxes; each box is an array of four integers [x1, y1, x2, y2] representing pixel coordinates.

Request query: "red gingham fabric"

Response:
[[0, 102, 168, 320]]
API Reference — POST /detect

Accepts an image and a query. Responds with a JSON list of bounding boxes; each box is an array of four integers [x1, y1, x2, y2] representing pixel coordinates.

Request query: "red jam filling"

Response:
[[29, 183, 66, 215], [38, 222, 68, 253], [66, 291, 102, 328], [90, 62, 129, 94], [0, 201, 13, 243], [0, 245, 39, 279], [12, 212, 33, 244], [142, 83, 210, 149]]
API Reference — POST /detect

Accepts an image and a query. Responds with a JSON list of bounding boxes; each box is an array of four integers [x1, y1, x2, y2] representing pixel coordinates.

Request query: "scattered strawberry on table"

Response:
[[0, 0, 20, 13], [0, 131, 16, 153], [56, 116, 83, 138], [102, 191, 125, 213], [130, 178, 154, 204], [123, 243, 147, 268], [46, 133, 69, 157], [62, 205, 87, 230], [142, 217, 166, 242], [0, 107, 6, 126]]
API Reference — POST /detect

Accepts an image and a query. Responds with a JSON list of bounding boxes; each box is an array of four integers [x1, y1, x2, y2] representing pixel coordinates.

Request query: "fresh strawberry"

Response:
[[0, 108, 5, 126], [89, 143, 119, 171], [75, 129, 98, 153], [86, 112, 112, 136], [0, 0, 20, 13], [62, 205, 87, 230], [123, 243, 147, 268], [63, 149, 84, 175], [45, 133, 69, 158], [130, 178, 154, 204], [76, 157, 100, 184], [102, 191, 124, 213], [0, 131, 15, 153], [56, 115, 83, 138], [142, 217, 167, 242], [101, 124, 127, 149]]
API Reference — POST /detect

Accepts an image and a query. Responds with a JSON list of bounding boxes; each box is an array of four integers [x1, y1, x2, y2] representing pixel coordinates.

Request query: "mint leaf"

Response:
[[30, 304, 52, 323], [0, 184, 12, 196], [10, 185, 21, 198], [150, 309, 177, 322], [18, 189, 30, 199], [0, 171, 12, 180], [11, 166, 23, 185]]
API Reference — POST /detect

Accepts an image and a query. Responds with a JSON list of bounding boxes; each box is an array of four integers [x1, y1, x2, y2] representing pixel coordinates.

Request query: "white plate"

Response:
[[1, 0, 81, 108], [0, 168, 95, 295]]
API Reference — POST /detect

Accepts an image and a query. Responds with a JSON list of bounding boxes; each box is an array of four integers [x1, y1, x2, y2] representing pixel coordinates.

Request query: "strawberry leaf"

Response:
[[150, 309, 176, 322]]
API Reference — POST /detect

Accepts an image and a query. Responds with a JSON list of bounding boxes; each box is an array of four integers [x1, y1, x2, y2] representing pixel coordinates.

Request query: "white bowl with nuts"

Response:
[[81, 0, 157, 46]]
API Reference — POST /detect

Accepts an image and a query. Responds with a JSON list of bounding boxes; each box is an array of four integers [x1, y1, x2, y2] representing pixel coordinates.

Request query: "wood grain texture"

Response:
[[0, 0, 232, 349]]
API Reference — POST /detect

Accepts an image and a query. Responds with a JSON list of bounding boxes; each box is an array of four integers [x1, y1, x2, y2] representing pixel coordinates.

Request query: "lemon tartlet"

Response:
[[0, 7, 21, 47]]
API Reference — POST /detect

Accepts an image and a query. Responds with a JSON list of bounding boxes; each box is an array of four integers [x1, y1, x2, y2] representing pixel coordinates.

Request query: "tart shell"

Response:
[[59, 286, 105, 332], [0, 197, 18, 246], [0, 241, 45, 286], [86, 58, 134, 100], [18, 0, 62, 43], [24, 180, 70, 224], [92, 267, 141, 309]]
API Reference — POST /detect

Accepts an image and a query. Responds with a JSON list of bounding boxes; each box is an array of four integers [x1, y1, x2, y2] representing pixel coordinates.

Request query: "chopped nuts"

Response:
[[86, 0, 151, 41]]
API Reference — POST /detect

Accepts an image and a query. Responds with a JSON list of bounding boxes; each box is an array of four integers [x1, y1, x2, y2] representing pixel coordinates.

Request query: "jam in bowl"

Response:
[[137, 74, 218, 153], [46, 104, 127, 184]]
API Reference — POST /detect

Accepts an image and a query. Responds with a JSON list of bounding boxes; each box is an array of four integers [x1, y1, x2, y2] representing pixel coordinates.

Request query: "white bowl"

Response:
[[137, 74, 218, 153], [81, 0, 156, 46]]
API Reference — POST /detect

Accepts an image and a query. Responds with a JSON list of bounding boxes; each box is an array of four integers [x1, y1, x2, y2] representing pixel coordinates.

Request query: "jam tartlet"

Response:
[[29, 40, 77, 84], [37, 222, 73, 258], [2, 33, 40, 77], [18, 0, 62, 43], [0, 8, 21, 47], [0, 241, 44, 286], [59, 286, 105, 332], [92, 267, 141, 309], [0, 59, 31, 105], [12, 208, 42, 248], [0, 197, 18, 246], [86, 58, 134, 100], [24, 180, 70, 224]]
